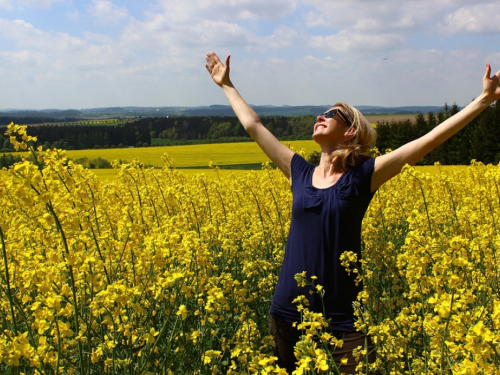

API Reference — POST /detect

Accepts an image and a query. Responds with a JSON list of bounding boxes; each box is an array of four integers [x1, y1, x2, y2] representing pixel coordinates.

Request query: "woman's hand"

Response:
[[483, 63, 500, 103], [205, 52, 231, 87]]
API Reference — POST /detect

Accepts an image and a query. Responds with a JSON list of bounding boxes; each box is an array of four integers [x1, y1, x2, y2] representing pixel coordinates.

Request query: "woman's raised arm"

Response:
[[205, 52, 294, 179], [371, 63, 500, 192]]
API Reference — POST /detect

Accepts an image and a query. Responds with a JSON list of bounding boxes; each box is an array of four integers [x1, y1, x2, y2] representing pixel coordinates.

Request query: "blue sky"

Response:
[[0, 0, 499, 109]]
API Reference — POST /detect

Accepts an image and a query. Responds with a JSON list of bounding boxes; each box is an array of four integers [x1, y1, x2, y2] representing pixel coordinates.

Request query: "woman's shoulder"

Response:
[[338, 157, 375, 187], [290, 153, 315, 185], [350, 156, 375, 176], [291, 153, 315, 170]]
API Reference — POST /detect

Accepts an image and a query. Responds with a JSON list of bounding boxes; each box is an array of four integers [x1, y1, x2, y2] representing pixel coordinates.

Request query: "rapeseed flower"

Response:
[[1, 125, 500, 374]]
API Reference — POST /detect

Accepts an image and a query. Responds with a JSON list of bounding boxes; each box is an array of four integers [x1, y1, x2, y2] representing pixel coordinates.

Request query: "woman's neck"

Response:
[[317, 153, 344, 176]]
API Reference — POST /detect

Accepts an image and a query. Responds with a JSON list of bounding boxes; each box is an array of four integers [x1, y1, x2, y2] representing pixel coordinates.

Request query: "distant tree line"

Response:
[[0, 153, 113, 170], [0, 116, 79, 125], [0, 116, 314, 151], [143, 116, 315, 140], [0, 123, 152, 151], [0, 153, 23, 169], [1, 101, 499, 166], [375, 101, 500, 165]]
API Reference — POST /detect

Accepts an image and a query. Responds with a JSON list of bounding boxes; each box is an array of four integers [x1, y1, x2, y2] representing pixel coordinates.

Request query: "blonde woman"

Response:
[[205, 51, 500, 373]]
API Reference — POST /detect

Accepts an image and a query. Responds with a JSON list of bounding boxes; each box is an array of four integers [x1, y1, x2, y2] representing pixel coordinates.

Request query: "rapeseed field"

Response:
[[62, 141, 320, 169], [1, 123, 499, 374]]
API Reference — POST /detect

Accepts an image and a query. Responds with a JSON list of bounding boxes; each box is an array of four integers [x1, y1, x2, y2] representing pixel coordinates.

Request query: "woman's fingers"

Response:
[[205, 54, 214, 69], [211, 52, 222, 65], [484, 63, 491, 80], [484, 63, 500, 83], [206, 52, 220, 67]]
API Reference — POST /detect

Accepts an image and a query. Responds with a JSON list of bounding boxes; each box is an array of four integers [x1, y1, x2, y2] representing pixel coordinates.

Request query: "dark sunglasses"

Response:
[[315, 108, 352, 127]]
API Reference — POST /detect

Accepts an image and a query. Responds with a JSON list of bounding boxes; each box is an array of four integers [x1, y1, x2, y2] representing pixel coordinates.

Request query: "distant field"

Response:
[[26, 119, 133, 126], [365, 113, 416, 124], [3, 139, 473, 181], [59, 140, 321, 168], [151, 138, 216, 146]]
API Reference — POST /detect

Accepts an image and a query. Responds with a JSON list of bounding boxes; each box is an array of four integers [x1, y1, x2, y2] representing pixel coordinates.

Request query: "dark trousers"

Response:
[[269, 316, 376, 374]]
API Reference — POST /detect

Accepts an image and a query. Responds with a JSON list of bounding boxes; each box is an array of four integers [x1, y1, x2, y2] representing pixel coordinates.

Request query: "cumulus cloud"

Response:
[[118, 7, 298, 60], [156, 0, 298, 22], [87, 0, 128, 25], [0, 17, 131, 81], [0, 0, 499, 108], [0, 18, 86, 51], [302, 0, 452, 55], [302, 0, 498, 58], [440, 3, 500, 34], [83, 31, 115, 44], [310, 30, 405, 53], [0, 0, 64, 9], [304, 0, 439, 31]]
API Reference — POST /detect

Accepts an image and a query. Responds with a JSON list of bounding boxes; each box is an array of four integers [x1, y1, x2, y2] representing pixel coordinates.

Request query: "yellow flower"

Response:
[[177, 305, 188, 321], [144, 327, 159, 344]]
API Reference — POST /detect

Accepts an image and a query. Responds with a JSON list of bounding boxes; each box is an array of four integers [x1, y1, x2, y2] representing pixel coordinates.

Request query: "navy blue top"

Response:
[[270, 153, 376, 332]]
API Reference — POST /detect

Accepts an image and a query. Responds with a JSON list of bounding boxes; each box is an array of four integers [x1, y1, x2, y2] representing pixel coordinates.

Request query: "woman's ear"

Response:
[[344, 127, 356, 138]]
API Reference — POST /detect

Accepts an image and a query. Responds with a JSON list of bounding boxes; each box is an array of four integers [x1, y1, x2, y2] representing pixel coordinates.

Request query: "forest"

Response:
[[1, 100, 499, 166]]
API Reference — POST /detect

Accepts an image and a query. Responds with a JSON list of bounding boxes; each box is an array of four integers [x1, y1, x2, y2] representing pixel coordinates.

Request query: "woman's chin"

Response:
[[313, 132, 326, 142]]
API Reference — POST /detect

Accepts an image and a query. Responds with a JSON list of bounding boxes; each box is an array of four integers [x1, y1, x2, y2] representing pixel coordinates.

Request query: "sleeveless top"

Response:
[[270, 153, 376, 332]]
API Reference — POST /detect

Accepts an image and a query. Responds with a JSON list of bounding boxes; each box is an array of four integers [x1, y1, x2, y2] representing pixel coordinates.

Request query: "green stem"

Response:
[[138, 314, 178, 374], [46, 201, 85, 375], [408, 172, 433, 238], [0, 225, 18, 334], [55, 318, 62, 375], [440, 291, 455, 375]]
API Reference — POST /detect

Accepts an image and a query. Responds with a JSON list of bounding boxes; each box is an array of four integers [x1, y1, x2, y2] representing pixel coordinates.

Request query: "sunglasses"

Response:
[[315, 108, 352, 127]]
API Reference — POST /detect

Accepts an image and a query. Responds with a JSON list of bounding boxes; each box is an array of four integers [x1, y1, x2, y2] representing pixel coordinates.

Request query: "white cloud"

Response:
[[441, 3, 500, 34], [0, 0, 499, 109], [156, 0, 297, 22], [0, 17, 132, 81], [0, 18, 86, 51], [302, 0, 499, 57], [303, 1, 448, 55], [0, 50, 43, 68], [310, 30, 405, 53], [66, 10, 80, 21], [304, 0, 437, 31], [117, 9, 297, 60], [0, 0, 13, 9], [83, 31, 115, 44], [261, 26, 300, 49], [0, 0, 64, 9], [87, 0, 128, 25]]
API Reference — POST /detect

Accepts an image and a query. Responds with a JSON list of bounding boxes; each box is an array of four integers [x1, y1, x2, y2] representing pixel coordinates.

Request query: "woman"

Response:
[[205, 51, 500, 373]]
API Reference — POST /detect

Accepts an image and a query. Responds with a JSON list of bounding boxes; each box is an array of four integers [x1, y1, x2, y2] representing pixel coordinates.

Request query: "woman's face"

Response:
[[312, 107, 352, 143]]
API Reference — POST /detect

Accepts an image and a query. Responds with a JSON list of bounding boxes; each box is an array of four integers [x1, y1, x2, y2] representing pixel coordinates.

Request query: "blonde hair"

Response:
[[330, 101, 377, 171]]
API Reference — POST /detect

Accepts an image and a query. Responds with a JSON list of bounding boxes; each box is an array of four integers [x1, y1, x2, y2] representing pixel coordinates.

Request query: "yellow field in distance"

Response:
[[3, 140, 474, 181], [61, 140, 321, 168]]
